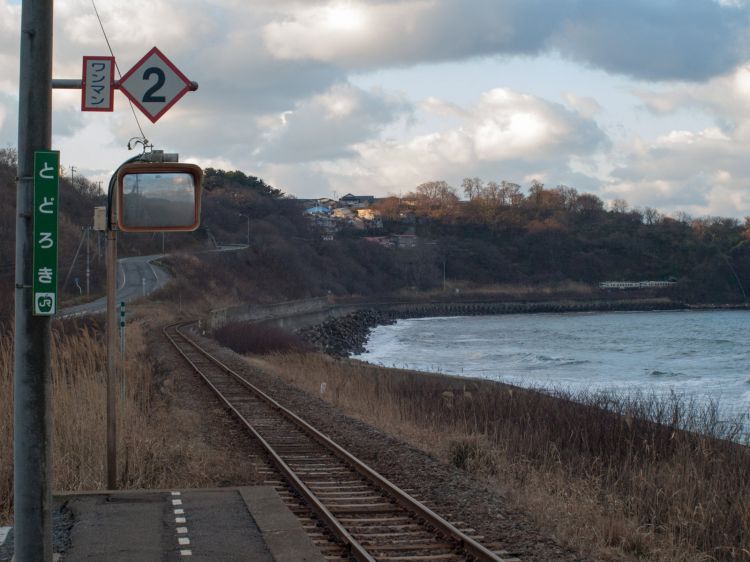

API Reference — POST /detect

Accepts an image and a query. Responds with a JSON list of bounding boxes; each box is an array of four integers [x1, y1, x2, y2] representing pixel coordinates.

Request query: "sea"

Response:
[[354, 309, 750, 422]]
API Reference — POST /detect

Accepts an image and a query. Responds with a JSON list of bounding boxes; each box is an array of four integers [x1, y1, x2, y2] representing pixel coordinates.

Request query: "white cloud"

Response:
[[4, 0, 750, 218], [263, 0, 750, 81], [259, 87, 608, 198], [601, 62, 750, 216], [256, 83, 411, 163], [563, 92, 602, 119]]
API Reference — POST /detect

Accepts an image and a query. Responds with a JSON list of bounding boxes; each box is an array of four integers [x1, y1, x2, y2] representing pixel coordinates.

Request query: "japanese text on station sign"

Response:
[[32, 151, 60, 316], [82, 56, 114, 112]]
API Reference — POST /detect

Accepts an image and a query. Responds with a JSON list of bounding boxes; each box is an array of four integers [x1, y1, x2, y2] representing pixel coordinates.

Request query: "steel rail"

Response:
[[165, 321, 507, 562], [164, 322, 373, 562]]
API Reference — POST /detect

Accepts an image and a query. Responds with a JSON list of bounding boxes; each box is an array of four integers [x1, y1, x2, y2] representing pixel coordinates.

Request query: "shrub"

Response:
[[213, 322, 313, 355]]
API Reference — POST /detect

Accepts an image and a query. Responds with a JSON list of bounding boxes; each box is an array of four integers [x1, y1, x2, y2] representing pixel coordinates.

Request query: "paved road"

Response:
[[59, 254, 170, 318], [57, 244, 248, 318]]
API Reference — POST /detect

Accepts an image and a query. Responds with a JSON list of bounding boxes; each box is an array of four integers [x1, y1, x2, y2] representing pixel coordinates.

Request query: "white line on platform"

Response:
[[172, 499, 183, 506], [174, 508, 184, 515], [175, 517, 186, 524], [178, 537, 190, 546], [171, 491, 181, 496], [180, 550, 192, 556], [177, 527, 188, 534], [0, 527, 11, 545]]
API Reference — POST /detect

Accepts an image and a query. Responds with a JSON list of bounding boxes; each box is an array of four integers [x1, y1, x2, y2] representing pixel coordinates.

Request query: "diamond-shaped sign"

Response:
[[119, 47, 192, 123]]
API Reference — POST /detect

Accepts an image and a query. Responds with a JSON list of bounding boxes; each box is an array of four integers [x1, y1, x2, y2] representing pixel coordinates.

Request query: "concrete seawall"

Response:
[[208, 296, 683, 355]]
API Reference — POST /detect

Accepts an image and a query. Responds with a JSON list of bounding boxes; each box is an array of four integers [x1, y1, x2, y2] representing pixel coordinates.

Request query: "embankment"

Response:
[[209, 296, 683, 357]]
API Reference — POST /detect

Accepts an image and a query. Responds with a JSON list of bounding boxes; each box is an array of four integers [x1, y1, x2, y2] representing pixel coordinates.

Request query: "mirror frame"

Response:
[[116, 162, 203, 232]]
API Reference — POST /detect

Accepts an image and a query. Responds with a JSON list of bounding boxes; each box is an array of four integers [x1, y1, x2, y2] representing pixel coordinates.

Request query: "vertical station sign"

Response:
[[32, 150, 60, 316], [82, 56, 115, 112]]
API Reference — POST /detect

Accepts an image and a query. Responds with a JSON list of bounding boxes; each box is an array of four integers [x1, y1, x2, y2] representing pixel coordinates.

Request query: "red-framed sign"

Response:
[[82, 56, 115, 112], [118, 47, 192, 123]]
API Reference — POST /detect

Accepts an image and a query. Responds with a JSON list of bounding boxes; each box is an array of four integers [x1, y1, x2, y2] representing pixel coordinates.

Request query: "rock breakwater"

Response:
[[298, 309, 395, 357]]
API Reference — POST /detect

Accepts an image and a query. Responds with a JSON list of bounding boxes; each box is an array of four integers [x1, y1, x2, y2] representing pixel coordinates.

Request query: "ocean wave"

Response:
[[513, 353, 590, 367], [648, 369, 689, 378]]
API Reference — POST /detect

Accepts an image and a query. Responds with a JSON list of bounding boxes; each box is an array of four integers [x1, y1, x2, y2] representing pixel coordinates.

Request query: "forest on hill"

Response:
[[372, 179, 750, 303], [1, 149, 749, 320]]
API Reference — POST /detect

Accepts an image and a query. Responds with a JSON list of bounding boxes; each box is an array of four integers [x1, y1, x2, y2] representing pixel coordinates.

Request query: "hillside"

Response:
[[160, 174, 750, 307], [2, 150, 749, 322]]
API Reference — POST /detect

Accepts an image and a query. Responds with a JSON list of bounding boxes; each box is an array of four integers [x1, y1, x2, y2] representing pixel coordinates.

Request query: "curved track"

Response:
[[164, 322, 512, 562]]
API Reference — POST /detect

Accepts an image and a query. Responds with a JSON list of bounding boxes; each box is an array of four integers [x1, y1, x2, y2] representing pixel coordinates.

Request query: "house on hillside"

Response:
[[304, 205, 338, 238], [332, 207, 355, 219], [317, 197, 336, 208], [356, 208, 380, 221], [339, 193, 375, 208], [304, 205, 331, 216]]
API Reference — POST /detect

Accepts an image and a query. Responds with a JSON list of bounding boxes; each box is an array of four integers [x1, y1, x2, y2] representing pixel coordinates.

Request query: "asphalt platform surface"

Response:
[[1, 486, 325, 562]]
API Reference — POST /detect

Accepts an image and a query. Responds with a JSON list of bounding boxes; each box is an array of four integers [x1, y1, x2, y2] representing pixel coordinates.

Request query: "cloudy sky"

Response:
[[2, 0, 750, 218]]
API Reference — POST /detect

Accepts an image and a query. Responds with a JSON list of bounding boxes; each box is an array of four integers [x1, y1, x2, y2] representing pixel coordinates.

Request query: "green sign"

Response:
[[32, 150, 60, 316]]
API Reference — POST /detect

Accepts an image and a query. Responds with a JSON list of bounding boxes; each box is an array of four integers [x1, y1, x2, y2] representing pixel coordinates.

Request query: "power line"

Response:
[[90, 0, 147, 143]]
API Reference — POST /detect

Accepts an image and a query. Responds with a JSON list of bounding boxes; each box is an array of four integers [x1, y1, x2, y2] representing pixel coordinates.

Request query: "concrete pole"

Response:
[[14, 1, 54, 560], [106, 229, 118, 489]]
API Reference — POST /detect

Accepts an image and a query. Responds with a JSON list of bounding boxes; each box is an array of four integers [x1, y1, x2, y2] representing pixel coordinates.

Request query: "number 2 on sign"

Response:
[[143, 67, 166, 102]]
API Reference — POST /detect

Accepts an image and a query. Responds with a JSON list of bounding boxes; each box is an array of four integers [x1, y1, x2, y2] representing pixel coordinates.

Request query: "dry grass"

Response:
[[259, 352, 750, 562], [0, 327, 12, 524], [1, 307, 253, 525]]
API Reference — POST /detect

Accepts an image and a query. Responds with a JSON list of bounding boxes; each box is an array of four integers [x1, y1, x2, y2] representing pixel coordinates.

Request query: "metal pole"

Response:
[[106, 228, 118, 489], [120, 301, 125, 416], [246, 215, 250, 247], [85, 227, 90, 296], [14, 0, 54, 560]]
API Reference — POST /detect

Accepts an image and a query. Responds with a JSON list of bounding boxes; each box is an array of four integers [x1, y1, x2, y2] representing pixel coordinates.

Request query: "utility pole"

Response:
[[70, 165, 76, 188], [106, 226, 117, 489], [85, 227, 90, 296], [14, 1, 54, 561], [241, 214, 250, 246]]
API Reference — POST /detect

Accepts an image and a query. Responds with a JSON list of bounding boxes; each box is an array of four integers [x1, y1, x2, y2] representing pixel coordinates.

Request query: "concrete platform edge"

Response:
[[239, 487, 327, 562]]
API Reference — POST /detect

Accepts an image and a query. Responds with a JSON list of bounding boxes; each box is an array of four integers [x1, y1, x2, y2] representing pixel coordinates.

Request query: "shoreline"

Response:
[[298, 297, 701, 357]]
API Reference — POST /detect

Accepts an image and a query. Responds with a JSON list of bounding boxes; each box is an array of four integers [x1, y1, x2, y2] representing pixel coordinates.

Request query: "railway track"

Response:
[[164, 322, 514, 562]]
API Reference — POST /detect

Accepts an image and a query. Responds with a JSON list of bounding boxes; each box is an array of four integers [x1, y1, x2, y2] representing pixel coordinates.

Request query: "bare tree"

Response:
[[499, 181, 523, 206], [611, 198, 629, 213], [414, 181, 459, 216], [642, 207, 661, 225], [461, 177, 483, 201]]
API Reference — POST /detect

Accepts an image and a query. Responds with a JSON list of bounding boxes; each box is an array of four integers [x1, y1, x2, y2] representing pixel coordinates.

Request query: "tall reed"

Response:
[[265, 353, 750, 561], [0, 327, 13, 524], [1, 317, 195, 524]]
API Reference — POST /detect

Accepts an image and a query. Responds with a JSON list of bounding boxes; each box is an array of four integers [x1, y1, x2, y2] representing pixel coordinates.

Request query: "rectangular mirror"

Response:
[[117, 163, 203, 232]]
